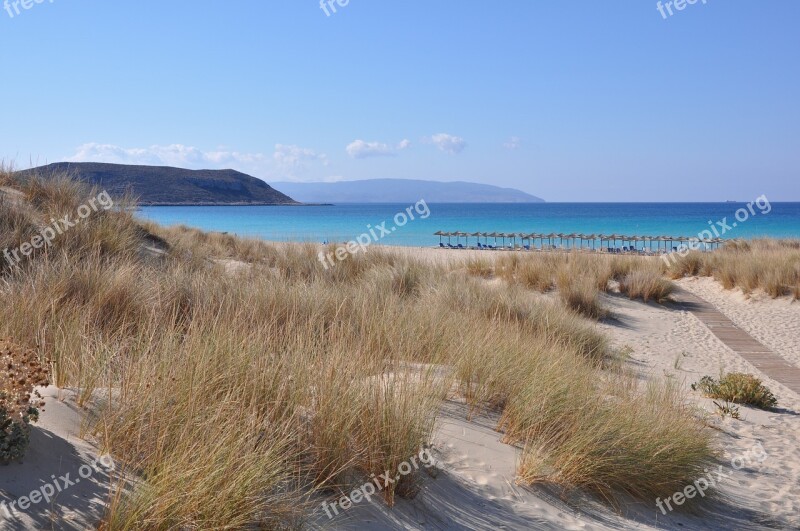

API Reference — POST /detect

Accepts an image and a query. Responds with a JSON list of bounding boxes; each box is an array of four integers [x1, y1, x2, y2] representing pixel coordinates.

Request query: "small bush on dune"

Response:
[[0, 339, 50, 464], [692, 373, 778, 410]]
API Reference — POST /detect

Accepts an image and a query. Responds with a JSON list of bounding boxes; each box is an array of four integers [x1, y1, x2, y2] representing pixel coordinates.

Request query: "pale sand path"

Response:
[[670, 286, 800, 394], [598, 294, 799, 530], [676, 277, 800, 368]]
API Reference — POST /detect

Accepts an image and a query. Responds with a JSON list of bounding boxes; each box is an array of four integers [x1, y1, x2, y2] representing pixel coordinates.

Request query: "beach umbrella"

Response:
[[586, 234, 597, 251], [622, 235, 632, 249], [434, 230, 445, 245], [471, 232, 482, 247]]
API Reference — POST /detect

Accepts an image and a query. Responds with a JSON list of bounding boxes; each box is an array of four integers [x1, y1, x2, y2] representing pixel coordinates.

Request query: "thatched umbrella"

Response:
[[564, 233, 577, 250], [621, 235, 632, 250], [471, 232, 482, 247], [434, 230, 446, 245]]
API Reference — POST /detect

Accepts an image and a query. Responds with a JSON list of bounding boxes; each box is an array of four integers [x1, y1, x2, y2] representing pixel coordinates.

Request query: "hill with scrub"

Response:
[[15, 163, 299, 205]]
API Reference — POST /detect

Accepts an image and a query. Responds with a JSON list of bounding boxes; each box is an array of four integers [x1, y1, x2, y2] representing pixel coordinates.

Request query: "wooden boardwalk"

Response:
[[672, 288, 800, 395]]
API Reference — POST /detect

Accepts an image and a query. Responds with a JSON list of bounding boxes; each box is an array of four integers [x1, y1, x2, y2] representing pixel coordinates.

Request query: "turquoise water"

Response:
[[137, 202, 800, 248]]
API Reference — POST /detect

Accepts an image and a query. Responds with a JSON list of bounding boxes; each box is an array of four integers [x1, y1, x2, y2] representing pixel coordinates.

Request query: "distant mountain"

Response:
[[271, 179, 544, 203], [16, 163, 298, 205]]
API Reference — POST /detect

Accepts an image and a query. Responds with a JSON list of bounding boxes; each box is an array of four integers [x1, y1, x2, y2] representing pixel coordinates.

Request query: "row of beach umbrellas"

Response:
[[434, 231, 727, 250]]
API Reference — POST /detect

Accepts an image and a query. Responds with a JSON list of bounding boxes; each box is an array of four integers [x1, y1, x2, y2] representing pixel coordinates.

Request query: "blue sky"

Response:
[[1, 0, 798, 201]]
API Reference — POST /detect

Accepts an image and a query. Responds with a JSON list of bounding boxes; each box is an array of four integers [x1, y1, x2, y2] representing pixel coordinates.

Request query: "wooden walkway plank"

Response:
[[672, 288, 800, 396]]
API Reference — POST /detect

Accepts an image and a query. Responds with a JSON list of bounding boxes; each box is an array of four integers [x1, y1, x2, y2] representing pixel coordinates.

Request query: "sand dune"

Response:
[[3, 246, 798, 530], [310, 272, 800, 530]]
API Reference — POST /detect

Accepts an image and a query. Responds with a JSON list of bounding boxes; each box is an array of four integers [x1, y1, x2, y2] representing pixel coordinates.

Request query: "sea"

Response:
[[136, 202, 800, 248]]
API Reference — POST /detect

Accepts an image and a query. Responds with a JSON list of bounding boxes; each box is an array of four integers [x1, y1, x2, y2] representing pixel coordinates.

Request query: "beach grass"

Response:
[[0, 168, 726, 525], [667, 240, 800, 299]]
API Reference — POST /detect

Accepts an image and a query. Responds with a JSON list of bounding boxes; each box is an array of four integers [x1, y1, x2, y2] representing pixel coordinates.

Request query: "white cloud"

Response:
[[504, 136, 521, 150], [346, 139, 411, 159], [273, 144, 328, 170], [429, 133, 466, 154], [67, 142, 333, 181], [68, 143, 268, 169]]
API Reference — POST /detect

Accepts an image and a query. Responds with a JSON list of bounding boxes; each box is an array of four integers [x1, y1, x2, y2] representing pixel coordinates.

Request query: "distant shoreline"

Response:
[[138, 202, 333, 207]]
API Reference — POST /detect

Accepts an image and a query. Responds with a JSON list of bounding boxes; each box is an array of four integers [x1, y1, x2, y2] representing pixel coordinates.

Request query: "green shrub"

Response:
[[692, 373, 777, 410]]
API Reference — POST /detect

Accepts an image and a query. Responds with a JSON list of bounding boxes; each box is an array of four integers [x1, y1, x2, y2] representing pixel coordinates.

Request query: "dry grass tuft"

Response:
[[619, 266, 675, 303], [557, 271, 609, 319]]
